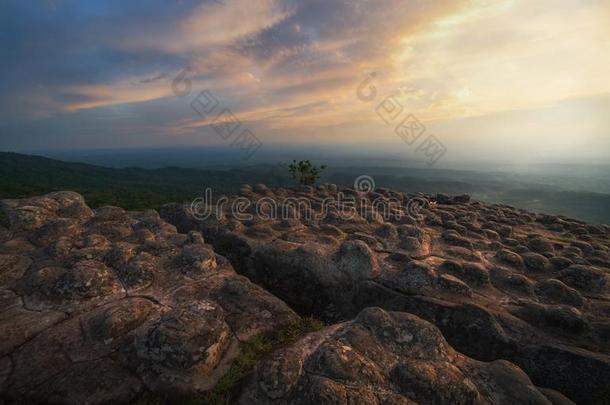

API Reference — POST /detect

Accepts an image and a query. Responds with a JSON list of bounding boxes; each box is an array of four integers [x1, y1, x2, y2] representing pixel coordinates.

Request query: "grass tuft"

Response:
[[191, 316, 324, 405], [0, 209, 9, 228], [139, 316, 324, 405]]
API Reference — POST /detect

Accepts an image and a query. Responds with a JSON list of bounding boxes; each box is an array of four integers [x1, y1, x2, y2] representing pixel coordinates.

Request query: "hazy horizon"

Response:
[[21, 144, 610, 170]]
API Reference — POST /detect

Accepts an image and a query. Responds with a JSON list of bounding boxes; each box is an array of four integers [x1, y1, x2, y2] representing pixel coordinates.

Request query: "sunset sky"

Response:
[[1, 0, 609, 165]]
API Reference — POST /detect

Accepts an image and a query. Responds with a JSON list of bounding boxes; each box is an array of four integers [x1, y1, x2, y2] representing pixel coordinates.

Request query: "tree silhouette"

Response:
[[288, 160, 326, 186]]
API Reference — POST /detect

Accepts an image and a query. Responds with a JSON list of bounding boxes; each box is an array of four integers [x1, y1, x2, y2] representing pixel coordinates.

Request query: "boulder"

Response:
[[558, 265, 607, 292], [240, 308, 552, 404]]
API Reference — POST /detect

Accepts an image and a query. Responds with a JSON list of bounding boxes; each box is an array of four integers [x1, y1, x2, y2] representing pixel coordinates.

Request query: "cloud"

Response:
[[0, 0, 609, 165]]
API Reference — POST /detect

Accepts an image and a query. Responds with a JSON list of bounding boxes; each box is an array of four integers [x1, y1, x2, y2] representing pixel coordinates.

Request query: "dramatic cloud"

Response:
[[0, 0, 608, 164]]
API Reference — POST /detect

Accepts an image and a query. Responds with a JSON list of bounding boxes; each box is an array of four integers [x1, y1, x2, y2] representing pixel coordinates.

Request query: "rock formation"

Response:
[[0, 192, 297, 403], [240, 307, 566, 404], [1, 186, 608, 404], [161, 184, 610, 404]]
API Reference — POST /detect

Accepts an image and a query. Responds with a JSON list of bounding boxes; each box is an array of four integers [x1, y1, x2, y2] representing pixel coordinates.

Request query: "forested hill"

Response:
[[0, 152, 289, 210], [1, 152, 609, 224]]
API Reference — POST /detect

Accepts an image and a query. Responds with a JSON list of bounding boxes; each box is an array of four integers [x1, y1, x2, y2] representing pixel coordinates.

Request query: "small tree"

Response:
[[288, 160, 326, 186]]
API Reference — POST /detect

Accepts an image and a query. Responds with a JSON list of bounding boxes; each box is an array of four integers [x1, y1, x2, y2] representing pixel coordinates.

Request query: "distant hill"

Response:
[[1, 152, 609, 224], [0, 152, 291, 211]]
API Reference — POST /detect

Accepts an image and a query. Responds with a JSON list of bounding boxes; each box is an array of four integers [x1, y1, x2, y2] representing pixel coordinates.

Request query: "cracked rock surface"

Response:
[[0, 192, 298, 403], [1, 187, 609, 404], [161, 184, 610, 403], [239, 307, 565, 405]]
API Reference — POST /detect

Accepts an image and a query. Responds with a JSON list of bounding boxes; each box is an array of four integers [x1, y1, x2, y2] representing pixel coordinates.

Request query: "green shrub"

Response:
[[288, 160, 326, 186]]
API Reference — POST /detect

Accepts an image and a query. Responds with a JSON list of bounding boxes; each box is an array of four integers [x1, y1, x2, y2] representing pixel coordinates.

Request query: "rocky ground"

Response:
[[0, 191, 297, 403], [1, 186, 609, 404]]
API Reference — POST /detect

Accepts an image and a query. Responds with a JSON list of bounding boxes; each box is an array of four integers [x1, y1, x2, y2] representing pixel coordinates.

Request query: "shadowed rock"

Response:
[[0, 192, 298, 403], [239, 307, 554, 404], [160, 185, 610, 402], [1, 186, 608, 403]]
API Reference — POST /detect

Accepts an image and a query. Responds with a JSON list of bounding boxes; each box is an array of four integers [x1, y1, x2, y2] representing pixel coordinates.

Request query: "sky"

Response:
[[0, 0, 609, 166]]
